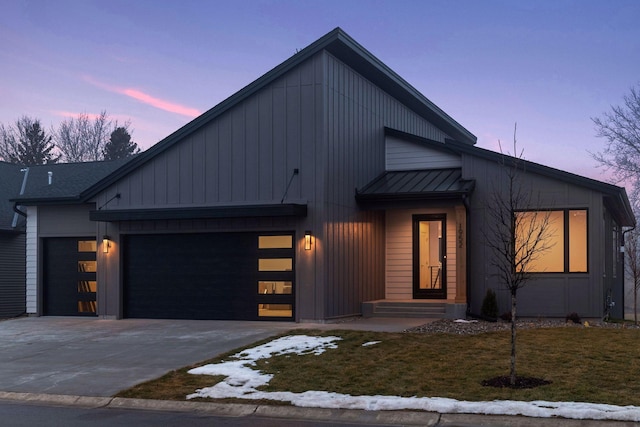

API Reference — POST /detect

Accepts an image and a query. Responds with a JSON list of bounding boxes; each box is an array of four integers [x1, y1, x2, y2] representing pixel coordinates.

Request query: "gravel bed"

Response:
[[404, 318, 640, 335]]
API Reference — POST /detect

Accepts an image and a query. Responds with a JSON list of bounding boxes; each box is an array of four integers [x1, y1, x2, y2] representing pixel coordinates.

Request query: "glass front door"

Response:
[[413, 214, 446, 299]]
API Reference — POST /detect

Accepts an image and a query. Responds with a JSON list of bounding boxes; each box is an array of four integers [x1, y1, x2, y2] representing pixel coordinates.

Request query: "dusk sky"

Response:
[[1, 0, 638, 182]]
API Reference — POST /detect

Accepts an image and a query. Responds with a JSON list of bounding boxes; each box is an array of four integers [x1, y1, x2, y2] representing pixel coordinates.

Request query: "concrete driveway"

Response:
[[0, 316, 427, 397]]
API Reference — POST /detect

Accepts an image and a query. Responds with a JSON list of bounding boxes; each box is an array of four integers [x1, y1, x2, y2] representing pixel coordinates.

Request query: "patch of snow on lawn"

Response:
[[187, 334, 640, 422], [361, 341, 381, 347]]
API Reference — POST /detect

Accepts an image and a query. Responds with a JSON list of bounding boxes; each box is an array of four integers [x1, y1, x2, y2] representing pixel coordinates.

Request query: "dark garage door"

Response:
[[44, 237, 97, 316], [123, 232, 294, 320]]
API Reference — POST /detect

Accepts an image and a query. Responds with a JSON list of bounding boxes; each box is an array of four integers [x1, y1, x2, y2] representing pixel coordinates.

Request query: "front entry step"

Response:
[[362, 300, 448, 318]]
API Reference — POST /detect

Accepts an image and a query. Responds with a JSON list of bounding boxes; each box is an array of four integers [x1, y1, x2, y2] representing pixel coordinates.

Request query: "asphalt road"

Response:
[[0, 401, 406, 427]]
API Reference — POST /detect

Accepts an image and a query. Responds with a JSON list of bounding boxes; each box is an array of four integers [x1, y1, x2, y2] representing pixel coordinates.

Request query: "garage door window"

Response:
[[258, 258, 292, 271], [258, 234, 294, 319], [259, 235, 292, 249]]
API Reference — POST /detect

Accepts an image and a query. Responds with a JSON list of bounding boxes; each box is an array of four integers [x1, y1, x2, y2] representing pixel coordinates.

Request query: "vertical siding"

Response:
[[0, 233, 26, 317], [101, 58, 323, 211], [26, 206, 37, 314], [322, 52, 451, 318]]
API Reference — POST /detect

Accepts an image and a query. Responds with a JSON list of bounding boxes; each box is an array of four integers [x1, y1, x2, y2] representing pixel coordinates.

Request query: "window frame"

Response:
[[514, 208, 589, 274]]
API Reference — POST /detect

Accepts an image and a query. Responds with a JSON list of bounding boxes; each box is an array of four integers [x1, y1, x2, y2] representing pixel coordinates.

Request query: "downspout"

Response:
[[11, 167, 29, 227]]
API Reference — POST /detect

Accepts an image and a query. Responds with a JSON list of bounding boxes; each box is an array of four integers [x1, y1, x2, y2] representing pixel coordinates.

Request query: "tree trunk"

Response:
[[635, 283, 638, 325], [510, 292, 517, 387]]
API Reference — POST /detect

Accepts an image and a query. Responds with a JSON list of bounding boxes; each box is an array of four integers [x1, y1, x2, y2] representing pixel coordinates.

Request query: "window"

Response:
[[257, 233, 294, 318], [258, 235, 292, 249], [515, 209, 587, 273]]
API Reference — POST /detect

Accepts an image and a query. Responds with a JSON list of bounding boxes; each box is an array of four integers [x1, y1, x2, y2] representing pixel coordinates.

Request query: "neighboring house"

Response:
[[0, 161, 26, 317], [12, 28, 635, 322], [11, 159, 131, 317]]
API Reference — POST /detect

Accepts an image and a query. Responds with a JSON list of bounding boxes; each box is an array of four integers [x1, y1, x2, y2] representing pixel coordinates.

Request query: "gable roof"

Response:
[[0, 161, 25, 231], [12, 157, 133, 206], [80, 27, 477, 201], [383, 128, 636, 227]]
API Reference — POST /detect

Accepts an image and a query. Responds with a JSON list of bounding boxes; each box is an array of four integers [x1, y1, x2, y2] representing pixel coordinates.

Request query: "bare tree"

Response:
[[483, 126, 554, 386], [54, 111, 113, 162], [0, 116, 59, 165], [592, 84, 640, 201], [625, 225, 640, 324]]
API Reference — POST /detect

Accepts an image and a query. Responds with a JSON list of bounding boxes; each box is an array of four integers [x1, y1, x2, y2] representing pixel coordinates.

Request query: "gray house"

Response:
[[13, 28, 635, 322], [11, 159, 130, 316]]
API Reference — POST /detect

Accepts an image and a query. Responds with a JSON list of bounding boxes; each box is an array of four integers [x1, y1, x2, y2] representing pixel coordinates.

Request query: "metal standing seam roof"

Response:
[[356, 169, 476, 201]]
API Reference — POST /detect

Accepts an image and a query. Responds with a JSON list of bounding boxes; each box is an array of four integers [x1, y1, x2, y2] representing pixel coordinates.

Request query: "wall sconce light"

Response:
[[304, 230, 312, 251], [103, 235, 111, 253]]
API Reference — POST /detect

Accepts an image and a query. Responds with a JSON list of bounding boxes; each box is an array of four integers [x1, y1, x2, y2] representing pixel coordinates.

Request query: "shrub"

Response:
[[481, 289, 499, 320], [500, 311, 512, 322], [566, 312, 581, 324]]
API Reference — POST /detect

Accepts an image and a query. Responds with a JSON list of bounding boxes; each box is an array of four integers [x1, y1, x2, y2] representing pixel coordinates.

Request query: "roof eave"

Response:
[[11, 196, 84, 206]]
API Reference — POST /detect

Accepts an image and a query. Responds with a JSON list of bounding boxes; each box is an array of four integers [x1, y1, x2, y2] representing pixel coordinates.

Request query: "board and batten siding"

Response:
[[385, 136, 461, 171], [385, 208, 457, 301], [0, 233, 25, 317], [98, 54, 324, 211], [321, 51, 454, 317]]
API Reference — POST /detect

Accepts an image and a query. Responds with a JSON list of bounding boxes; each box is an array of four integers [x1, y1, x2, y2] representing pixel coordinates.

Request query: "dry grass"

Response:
[[116, 327, 640, 406]]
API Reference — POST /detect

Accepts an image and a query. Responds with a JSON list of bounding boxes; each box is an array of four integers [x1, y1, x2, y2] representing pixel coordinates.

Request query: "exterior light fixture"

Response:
[[103, 235, 111, 253], [304, 230, 312, 251]]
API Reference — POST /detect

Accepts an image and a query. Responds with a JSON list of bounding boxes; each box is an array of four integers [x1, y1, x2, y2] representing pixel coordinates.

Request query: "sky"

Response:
[[186, 334, 640, 422], [1, 0, 639, 181]]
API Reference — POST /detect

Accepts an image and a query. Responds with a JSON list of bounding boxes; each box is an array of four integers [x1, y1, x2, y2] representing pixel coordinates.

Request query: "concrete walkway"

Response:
[[0, 316, 634, 426]]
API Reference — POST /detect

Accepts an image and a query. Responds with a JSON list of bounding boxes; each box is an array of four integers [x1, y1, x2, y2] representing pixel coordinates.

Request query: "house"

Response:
[[11, 159, 131, 316], [0, 161, 26, 317], [12, 28, 635, 322]]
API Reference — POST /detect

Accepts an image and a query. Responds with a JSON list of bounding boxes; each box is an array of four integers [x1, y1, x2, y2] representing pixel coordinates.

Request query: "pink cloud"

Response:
[[120, 88, 201, 118], [83, 75, 201, 118]]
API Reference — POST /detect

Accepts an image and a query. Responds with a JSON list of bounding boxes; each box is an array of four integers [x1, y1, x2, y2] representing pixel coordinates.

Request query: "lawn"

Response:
[[116, 327, 640, 407]]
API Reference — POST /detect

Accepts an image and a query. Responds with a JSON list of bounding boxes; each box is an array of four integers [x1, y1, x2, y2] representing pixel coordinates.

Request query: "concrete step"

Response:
[[363, 301, 448, 318]]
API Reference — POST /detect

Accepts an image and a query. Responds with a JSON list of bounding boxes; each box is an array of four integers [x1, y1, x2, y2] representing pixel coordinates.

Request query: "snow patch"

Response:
[[362, 341, 381, 347]]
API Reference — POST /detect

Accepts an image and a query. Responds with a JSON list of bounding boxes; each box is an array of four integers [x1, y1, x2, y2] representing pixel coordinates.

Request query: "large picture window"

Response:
[[515, 209, 587, 273]]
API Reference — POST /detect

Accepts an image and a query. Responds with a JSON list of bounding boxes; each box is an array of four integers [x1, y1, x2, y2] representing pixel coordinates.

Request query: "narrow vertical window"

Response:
[[569, 210, 588, 272]]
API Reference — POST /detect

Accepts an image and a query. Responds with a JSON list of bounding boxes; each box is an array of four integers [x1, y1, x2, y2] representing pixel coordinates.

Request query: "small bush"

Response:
[[500, 311, 512, 322], [566, 312, 581, 324], [481, 289, 499, 320]]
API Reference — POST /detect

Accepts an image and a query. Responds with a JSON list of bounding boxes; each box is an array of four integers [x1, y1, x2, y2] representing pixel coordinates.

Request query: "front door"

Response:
[[413, 214, 446, 299]]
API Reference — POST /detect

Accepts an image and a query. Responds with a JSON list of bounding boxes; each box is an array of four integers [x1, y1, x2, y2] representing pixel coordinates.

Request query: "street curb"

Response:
[[254, 404, 441, 425], [109, 397, 258, 416], [0, 391, 111, 408], [0, 391, 636, 426]]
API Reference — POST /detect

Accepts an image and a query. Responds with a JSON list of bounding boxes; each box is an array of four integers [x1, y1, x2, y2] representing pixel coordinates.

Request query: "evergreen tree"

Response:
[[103, 127, 140, 160], [0, 116, 59, 165]]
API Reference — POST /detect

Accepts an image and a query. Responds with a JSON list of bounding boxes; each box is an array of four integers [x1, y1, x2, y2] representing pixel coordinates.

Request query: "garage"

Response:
[[123, 232, 295, 320]]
